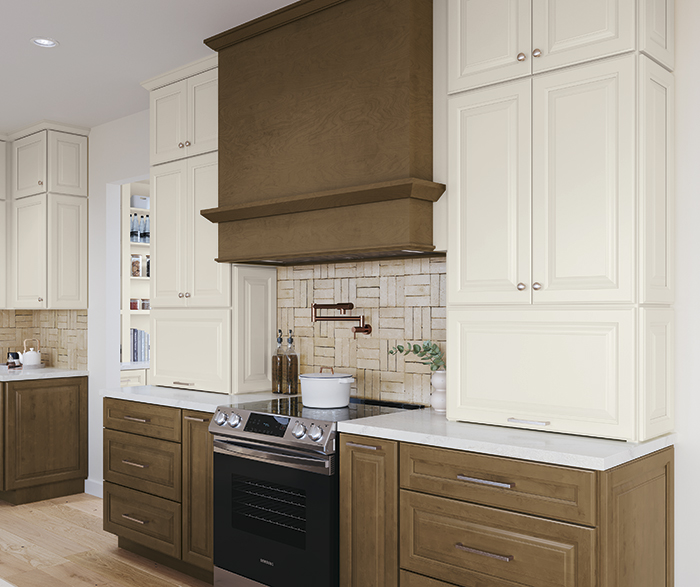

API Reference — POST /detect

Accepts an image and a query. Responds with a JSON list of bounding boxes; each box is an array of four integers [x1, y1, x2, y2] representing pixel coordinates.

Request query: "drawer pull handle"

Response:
[[122, 459, 148, 469], [508, 417, 550, 427], [346, 442, 379, 451], [173, 381, 195, 386], [184, 416, 207, 422], [455, 543, 513, 563], [122, 514, 149, 525], [123, 416, 150, 423], [457, 475, 514, 489]]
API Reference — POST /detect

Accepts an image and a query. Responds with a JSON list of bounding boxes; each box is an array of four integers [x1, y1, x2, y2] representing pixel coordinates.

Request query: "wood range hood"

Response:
[[202, 0, 444, 265]]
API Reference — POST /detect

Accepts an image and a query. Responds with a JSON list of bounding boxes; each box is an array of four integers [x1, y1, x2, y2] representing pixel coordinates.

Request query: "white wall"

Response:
[[675, 1, 700, 584], [85, 109, 149, 497]]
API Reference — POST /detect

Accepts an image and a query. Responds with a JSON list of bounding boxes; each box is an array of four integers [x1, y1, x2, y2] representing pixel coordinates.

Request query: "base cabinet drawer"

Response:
[[401, 570, 456, 587], [104, 481, 181, 559], [104, 398, 181, 441], [400, 491, 595, 587]]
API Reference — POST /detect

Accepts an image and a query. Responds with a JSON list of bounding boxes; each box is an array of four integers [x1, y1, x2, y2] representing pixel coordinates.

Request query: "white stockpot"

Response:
[[299, 369, 354, 408]]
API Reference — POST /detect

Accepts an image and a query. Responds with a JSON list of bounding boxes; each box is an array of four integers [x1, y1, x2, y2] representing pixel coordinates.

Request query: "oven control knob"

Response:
[[308, 424, 324, 442], [214, 411, 228, 426], [291, 422, 307, 439], [228, 413, 242, 428]]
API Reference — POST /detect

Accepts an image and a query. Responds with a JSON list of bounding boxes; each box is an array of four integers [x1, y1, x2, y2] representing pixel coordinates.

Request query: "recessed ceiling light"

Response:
[[31, 37, 59, 48]]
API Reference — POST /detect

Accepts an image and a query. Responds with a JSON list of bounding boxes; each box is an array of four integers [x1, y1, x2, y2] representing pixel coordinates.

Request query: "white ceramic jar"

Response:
[[299, 371, 354, 408]]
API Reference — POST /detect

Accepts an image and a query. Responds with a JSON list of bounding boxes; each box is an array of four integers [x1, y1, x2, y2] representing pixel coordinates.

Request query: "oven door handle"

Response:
[[213, 438, 334, 475]]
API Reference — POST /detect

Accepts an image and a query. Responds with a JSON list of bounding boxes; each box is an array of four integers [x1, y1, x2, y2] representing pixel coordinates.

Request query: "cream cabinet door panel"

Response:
[[0, 201, 6, 308], [639, 308, 674, 441], [447, 80, 531, 305], [532, 56, 635, 303], [48, 194, 88, 309], [9, 195, 47, 309], [639, 57, 674, 304], [150, 309, 231, 394], [187, 69, 218, 158], [150, 80, 187, 166], [151, 161, 187, 307], [532, 0, 635, 73], [188, 153, 229, 307], [12, 132, 46, 199], [0, 141, 6, 201], [448, 0, 531, 93], [48, 132, 88, 197], [120, 369, 148, 387], [232, 266, 277, 394], [639, 0, 675, 71], [446, 308, 636, 441]]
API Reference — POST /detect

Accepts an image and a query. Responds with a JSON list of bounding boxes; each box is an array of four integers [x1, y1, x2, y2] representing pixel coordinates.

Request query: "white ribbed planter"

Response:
[[430, 369, 447, 413]]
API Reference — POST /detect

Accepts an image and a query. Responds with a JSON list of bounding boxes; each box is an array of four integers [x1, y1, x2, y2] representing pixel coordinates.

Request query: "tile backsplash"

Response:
[[0, 310, 88, 369], [277, 258, 446, 405]]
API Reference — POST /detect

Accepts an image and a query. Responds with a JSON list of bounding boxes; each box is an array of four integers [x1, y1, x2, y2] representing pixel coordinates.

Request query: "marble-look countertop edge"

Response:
[[338, 411, 676, 471], [0, 367, 89, 382]]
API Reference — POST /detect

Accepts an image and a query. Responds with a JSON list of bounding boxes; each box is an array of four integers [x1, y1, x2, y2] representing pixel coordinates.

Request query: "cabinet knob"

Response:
[[184, 141, 191, 147], [532, 48, 542, 58], [517, 52, 526, 62], [532, 282, 542, 290], [38, 180, 43, 186], [517, 283, 526, 291], [184, 292, 191, 298], [38, 297, 43, 302], [178, 292, 184, 298], [178, 142, 184, 148]]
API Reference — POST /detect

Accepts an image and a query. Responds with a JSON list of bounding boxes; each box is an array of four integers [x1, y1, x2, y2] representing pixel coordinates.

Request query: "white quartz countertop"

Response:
[[120, 362, 150, 371], [0, 366, 88, 382], [101, 385, 288, 414], [338, 409, 676, 471]]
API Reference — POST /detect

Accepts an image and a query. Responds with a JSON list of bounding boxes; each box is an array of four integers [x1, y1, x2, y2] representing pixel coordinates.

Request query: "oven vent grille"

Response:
[[230, 473, 307, 549]]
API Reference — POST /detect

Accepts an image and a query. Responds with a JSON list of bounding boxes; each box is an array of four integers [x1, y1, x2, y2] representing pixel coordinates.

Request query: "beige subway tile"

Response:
[[378, 317, 404, 330], [395, 277, 405, 306], [429, 259, 447, 274], [422, 307, 431, 339], [315, 346, 335, 358], [334, 264, 357, 278], [405, 295, 431, 307], [431, 318, 447, 331], [356, 337, 380, 350], [378, 328, 405, 340], [432, 307, 446, 319], [440, 274, 447, 306], [357, 358, 380, 370], [292, 267, 315, 280], [431, 329, 447, 342], [356, 277, 380, 288], [405, 284, 430, 297], [356, 286, 380, 298], [405, 274, 431, 287], [430, 274, 441, 306], [314, 278, 335, 290], [379, 308, 404, 319], [379, 260, 405, 276]]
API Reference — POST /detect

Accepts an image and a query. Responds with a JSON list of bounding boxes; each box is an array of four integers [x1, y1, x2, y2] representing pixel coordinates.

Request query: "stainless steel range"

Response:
[[209, 396, 421, 587]]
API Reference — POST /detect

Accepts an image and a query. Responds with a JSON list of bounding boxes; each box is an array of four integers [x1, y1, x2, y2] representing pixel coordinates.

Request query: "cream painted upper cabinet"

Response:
[[449, 55, 640, 305], [12, 131, 87, 199], [151, 152, 230, 308], [0, 201, 6, 309], [447, 0, 674, 93], [8, 193, 87, 309], [150, 68, 218, 166]]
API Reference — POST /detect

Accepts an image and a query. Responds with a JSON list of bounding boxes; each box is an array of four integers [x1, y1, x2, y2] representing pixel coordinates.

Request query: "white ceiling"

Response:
[[0, 0, 297, 136]]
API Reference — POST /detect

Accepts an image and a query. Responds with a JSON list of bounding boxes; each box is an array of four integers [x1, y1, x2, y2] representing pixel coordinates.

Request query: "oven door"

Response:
[[213, 438, 338, 587]]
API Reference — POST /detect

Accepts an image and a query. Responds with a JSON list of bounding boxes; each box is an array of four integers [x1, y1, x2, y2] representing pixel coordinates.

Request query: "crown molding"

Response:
[[141, 54, 218, 92]]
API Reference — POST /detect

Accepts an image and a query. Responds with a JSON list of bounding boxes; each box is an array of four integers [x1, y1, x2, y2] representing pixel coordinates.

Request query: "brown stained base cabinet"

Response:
[[0, 377, 87, 505], [102, 398, 213, 582], [339, 434, 674, 587]]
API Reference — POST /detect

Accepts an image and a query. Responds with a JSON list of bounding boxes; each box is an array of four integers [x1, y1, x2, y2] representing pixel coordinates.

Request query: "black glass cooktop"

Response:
[[223, 396, 423, 424]]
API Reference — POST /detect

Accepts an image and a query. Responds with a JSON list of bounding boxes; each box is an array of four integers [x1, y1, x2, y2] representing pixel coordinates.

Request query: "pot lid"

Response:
[[300, 372, 355, 381]]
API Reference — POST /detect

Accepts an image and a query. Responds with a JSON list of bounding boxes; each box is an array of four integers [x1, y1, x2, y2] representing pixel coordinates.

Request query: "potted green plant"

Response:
[[389, 341, 446, 413]]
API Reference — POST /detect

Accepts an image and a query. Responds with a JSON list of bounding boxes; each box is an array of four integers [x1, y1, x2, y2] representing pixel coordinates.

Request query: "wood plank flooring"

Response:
[[0, 494, 210, 587]]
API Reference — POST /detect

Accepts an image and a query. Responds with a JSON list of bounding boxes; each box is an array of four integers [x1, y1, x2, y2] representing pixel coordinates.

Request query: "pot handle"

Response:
[[319, 366, 334, 374], [23, 338, 40, 352]]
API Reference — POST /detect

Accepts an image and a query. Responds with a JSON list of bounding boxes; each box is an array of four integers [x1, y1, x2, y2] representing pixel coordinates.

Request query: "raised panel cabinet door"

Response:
[[448, 0, 531, 93], [639, 56, 674, 304], [188, 152, 230, 307], [532, 55, 635, 304], [232, 265, 277, 393], [47, 131, 88, 197], [151, 160, 187, 307], [149, 308, 232, 393], [186, 68, 218, 158], [639, 0, 675, 71], [48, 194, 88, 309], [447, 79, 531, 305], [532, 0, 635, 73], [9, 194, 47, 309], [446, 308, 637, 441], [4, 377, 87, 490], [119, 369, 147, 387], [182, 410, 214, 570], [12, 131, 46, 199], [150, 79, 188, 166], [339, 434, 398, 587]]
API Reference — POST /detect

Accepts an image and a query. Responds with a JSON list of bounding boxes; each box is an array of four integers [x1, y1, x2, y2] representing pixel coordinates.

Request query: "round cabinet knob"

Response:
[[178, 293, 184, 298], [291, 422, 307, 439], [308, 424, 324, 442], [532, 48, 542, 58], [178, 142, 185, 148], [38, 297, 43, 302], [38, 180, 43, 186], [517, 283, 526, 291], [184, 292, 191, 298], [517, 52, 526, 62], [228, 413, 242, 428], [532, 282, 542, 290], [214, 411, 228, 426], [184, 141, 191, 147]]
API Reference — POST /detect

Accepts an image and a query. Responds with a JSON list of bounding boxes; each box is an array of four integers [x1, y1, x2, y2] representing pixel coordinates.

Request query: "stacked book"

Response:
[[130, 328, 150, 362]]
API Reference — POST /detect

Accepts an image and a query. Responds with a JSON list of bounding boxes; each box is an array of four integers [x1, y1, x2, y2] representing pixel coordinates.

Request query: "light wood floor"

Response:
[[0, 493, 210, 587]]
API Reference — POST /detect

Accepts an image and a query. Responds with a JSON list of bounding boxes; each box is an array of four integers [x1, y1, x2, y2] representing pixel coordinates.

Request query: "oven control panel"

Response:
[[209, 406, 336, 454]]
